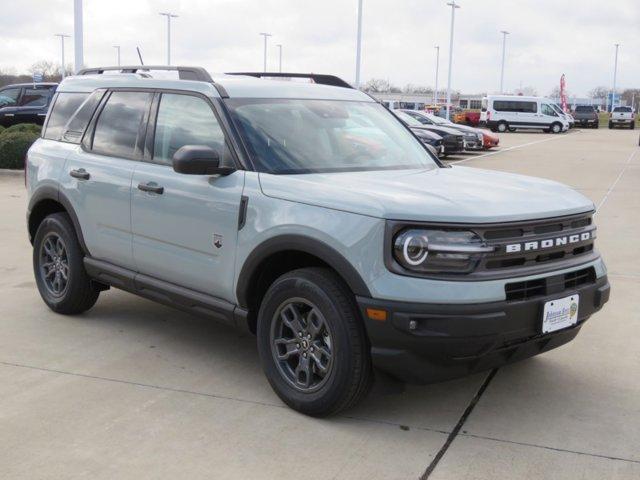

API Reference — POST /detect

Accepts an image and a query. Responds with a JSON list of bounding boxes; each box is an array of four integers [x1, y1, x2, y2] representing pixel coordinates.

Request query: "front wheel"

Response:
[[550, 122, 562, 134], [33, 213, 100, 314], [257, 268, 372, 416]]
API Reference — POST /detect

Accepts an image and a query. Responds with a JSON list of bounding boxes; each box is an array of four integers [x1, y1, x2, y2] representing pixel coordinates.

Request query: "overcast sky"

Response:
[[1, 0, 639, 97]]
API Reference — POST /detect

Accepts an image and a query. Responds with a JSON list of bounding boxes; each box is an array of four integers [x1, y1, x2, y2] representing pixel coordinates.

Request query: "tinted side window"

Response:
[[19, 88, 50, 107], [493, 100, 536, 113], [63, 90, 106, 143], [92, 91, 151, 158], [152, 93, 225, 165], [0, 87, 21, 107], [43, 93, 88, 140]]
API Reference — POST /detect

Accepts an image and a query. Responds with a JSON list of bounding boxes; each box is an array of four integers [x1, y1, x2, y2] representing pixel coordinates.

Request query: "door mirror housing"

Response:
[[172, 145, 234, 175]]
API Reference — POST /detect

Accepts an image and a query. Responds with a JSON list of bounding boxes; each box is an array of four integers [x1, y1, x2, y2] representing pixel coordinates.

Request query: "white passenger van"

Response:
[[480, 95, 570, 133]]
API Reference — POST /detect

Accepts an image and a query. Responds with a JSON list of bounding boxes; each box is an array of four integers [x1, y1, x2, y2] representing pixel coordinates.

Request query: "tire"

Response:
[[496, 122, 508, 133], [608, 122, 613, 129], [33, 212, 100, 314], [256, 267, 372, 416], [630, 122, 635, 130], [550, 122, 562, 134]]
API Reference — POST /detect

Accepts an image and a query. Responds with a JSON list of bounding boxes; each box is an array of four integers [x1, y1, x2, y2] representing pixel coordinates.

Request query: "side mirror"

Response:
[[172, 145, 234, 175]]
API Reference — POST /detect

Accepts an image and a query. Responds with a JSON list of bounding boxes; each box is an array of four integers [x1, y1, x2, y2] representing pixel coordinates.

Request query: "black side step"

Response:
[[84, 257, 249, 331]]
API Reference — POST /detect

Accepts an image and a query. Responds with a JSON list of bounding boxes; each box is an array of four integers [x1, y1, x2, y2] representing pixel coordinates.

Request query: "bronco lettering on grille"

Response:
[[505, 232, 592, 253]]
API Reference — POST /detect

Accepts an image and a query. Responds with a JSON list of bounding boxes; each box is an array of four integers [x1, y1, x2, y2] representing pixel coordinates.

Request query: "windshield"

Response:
[[227, 99, 438, 174], [424, 112, 449, 125], [394, 110, 424, 127]]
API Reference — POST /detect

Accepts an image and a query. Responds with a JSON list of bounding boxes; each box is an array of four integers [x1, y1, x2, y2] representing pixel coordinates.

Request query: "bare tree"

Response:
[[514, 85, 537, 96], [588, 86, 608, 100]]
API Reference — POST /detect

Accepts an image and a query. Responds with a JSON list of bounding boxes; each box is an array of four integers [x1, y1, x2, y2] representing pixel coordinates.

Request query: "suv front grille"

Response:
[[477, 213, 596, 273], [505, 267, 596, 301]]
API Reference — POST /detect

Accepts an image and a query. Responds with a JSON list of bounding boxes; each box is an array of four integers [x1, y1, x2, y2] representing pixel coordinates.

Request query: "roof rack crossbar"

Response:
[[76, 66, 214, 83], [226, 72, 353, 89]]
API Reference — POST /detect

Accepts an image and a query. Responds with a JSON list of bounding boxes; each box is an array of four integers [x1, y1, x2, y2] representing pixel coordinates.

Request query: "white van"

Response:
[[480, 95, 570, 133]]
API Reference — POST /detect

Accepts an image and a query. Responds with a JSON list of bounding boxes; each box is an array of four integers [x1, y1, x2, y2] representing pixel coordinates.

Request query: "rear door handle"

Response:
[[137, 182, 164, 194], [70, 168, 90, 180]]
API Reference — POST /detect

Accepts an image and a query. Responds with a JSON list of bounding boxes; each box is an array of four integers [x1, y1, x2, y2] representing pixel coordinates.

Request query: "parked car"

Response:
[[0, 82, 57, 127], [27, 67, 609, 416], [406, 128, 445, 156], [400, 109, 485, 150], [609, 106, 635, 129], [480, 95, 570, 133], [481, 128, 500, 149], [572, 105, 599, 128], [393, 110, 465, 155]]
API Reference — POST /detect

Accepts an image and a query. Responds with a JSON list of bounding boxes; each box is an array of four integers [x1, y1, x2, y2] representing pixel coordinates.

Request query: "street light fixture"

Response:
[[434, 45, 440, 105], [259, 32, 272, 72], [499, 30, 509, 94], [73, 0, 83, 72], [159, 12, 179, 65], [355, 0, 364, 88], [611, 43, 620, 110], [113, 45, 121, 66], [54, 34, 71, 79], [276, 44, 283, 73], [445, 0, 460, 121]]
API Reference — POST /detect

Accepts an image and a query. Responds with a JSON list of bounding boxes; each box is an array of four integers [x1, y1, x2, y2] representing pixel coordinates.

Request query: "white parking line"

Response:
[[595, 147, 639, 214], [448, 130, 581, 165]]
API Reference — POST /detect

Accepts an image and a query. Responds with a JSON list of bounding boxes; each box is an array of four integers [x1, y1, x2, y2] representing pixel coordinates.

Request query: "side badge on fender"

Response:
[[213, 234, 223, 249]]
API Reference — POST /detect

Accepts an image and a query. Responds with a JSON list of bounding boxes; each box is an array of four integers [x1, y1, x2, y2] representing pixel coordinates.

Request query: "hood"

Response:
[[442, 123, 482, 136], [259, 166, 594, 223], [411, 128, 442, 140], [413, 125, 463, 137]]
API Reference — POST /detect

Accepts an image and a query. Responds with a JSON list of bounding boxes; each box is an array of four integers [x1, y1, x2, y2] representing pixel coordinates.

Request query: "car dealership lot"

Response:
[[1, 128, 639, 479]]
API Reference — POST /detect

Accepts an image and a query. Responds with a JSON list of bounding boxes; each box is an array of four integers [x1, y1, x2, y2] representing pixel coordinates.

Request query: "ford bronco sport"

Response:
[[26, 67, 610, 416]]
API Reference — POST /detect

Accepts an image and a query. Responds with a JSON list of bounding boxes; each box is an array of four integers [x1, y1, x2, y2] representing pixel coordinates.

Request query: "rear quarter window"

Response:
[[43, 92, 89, 141]]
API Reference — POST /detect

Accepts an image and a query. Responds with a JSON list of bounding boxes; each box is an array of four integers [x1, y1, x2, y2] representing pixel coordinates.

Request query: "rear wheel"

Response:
[[608, 121, 613, 129], [257, 268, 372, 416], [496, 121, 508, 133], [33, 213, 100, 314]]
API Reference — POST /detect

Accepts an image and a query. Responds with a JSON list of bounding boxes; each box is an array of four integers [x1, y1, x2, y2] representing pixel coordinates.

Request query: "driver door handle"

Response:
[[137, 182, 164, 194], [70, 168, 90, 180]]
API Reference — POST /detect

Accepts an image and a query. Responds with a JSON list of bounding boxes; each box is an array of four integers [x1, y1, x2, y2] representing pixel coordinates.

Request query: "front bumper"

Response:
[[357, 274, 610, 384]]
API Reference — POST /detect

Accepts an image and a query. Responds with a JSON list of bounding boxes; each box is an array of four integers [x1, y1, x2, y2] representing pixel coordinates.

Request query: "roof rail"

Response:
[[76, 66, 214, 82], [226, 72, 353, 89]]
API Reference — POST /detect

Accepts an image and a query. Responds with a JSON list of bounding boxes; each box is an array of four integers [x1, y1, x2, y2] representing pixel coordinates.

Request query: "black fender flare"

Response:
[[27, 185, 90, 255], [236, 234, 372, 308]]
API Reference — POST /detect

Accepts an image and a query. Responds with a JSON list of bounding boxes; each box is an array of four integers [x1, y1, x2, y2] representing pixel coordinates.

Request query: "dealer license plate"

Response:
[[542, 294, 579, 334]]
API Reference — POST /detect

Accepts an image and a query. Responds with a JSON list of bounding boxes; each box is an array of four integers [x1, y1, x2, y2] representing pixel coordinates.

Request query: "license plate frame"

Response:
[[542, 294, 579, 334]]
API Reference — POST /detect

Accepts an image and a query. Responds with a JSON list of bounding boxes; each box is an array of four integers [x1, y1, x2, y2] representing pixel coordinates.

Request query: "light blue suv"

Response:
[[26, 67, 610, 416]]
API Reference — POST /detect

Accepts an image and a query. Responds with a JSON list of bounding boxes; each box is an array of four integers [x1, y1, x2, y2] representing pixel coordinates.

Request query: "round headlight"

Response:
[[402, 234, 429, 266]]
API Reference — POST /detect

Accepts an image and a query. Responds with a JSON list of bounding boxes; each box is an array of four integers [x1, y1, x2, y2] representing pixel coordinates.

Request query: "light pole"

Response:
[[499, 30, 509, 94], [434, 45, 440, 105], [259, 32, 272, 72], [73, 0, 83, 72], [355, 0, 363, 88], [54, 34, 71, 78], [113, 45, 121, 66], [276, 44, 283, 72], [159, 12, 179, 65], [611, 43, 620, 110], [445, 1, 460, 120]]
